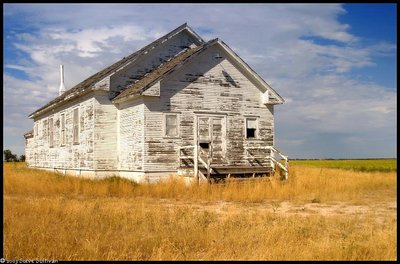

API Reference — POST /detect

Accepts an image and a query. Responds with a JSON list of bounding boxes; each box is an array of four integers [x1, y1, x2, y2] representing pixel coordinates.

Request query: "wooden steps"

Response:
[[178, 144, 288, 182], [181, 164, 274, 182], [198, 165, 273, 175]]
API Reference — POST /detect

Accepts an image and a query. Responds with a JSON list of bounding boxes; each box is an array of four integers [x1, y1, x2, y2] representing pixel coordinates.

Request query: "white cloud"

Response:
[[44, 25, 154, 57]]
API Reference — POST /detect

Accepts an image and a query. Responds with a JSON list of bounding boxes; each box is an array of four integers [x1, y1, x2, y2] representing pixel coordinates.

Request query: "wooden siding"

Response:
[[143, 45, 274, 171], [93, 91, 118, 170], [118, 98, 145, 171], [25, 94, 95, 169]]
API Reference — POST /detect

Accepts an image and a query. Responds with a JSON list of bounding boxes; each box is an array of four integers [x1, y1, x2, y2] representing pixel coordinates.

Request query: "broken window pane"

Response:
[[246, 118, 257, 139]]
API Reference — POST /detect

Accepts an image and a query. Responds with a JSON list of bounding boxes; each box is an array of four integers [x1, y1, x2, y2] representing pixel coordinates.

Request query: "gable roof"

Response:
[[28, 23, 204, 119], [112, 39, 214, 103], [216, 39, 284, 104], [113, 38, 284, 104]]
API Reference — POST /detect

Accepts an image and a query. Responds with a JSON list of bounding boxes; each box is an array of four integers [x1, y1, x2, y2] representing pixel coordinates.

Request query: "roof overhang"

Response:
[[24, 130, 33, 139]]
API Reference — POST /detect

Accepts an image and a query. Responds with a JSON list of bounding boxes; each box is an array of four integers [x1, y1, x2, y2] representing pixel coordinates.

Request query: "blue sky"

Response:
[[3, 3, 397, 158]]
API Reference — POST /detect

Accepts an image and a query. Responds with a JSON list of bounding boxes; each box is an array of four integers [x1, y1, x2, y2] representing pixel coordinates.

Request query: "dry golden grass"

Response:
[[3, 162, 397, 260], [4, 162, 396, 203]]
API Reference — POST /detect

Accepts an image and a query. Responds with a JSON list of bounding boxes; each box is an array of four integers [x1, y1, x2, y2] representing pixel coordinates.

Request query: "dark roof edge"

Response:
[[24, 130, 33, 138]]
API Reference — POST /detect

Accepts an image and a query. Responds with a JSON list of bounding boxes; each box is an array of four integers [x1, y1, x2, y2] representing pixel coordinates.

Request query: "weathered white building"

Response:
[[24, 23, 288, 183]]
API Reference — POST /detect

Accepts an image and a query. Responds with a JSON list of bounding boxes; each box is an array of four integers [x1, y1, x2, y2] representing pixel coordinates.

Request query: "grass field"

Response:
[[291, 159, 396, 172], [3, 161, 397, 260]]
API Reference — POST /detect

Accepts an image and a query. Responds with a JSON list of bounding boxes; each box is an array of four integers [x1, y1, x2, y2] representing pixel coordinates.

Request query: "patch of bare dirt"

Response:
[[151, 197, 396, 224]]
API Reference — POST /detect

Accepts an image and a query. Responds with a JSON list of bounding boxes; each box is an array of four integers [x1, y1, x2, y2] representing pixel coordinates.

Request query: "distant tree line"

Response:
[[3, 149, 25, 162]]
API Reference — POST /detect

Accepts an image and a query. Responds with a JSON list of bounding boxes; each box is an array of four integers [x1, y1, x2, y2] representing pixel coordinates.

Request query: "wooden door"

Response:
[[196, 116, 225, 164], [211, 117, 224, 163]]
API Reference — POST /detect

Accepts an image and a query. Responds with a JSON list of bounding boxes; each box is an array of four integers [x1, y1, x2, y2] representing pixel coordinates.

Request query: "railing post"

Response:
[[284, 158, 289, 180], [207, 154, 211, 183], [194, 144, 198, 184], [246, 148, 251, 166], [178, 147, 181, 168], [271, 147, 275, 169]]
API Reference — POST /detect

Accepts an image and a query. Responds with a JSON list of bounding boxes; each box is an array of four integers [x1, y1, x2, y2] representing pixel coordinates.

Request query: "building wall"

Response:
[[118, 98, 145, 172], [142, 45, 276, 172], [24, 136, 34, 166], [25, 93, 95, 169], [93, 91, 118, 171]]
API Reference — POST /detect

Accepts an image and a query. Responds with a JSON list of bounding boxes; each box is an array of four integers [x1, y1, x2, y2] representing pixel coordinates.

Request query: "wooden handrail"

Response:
[[269, 156, 287, 172], [245, 145, 289, 180], [179, 145, 195, 149], [179, 144, 211, 183], [244, 146, 288, 160], [198, 156, 208, 168], [268, 146, 288, 161]]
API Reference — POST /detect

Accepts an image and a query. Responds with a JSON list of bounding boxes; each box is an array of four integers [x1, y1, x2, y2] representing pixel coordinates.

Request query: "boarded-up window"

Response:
[[49, 117, 54, 147], [80, 106, 85, 132], [165, 114, 178, 137], [246, 117, 257, 139], [73, 108, 79, 144], [43, 119, 47, 139], [60, 113, 66, 146]]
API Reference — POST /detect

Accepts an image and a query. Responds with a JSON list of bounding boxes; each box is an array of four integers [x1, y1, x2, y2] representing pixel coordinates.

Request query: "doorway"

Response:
[[196, 115, 226, 164]]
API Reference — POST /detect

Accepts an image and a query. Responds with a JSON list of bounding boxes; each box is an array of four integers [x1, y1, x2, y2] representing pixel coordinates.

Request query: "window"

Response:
[[73, 108, 79, 144], [43, 119, 47, 139], [199, 142, 209, 149], [60, 113, 66, 146], [165, 114, 178, 137], [49, 117, 54, 147], [80, 106, 85, 132], [246, 117, 257, 139]]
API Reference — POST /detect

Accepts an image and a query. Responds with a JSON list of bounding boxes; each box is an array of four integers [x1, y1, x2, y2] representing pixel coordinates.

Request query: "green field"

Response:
[[290, 159, 396, 172]]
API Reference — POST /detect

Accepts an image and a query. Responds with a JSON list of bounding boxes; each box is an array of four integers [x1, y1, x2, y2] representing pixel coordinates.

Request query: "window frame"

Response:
[[42, 119, 47, 140], [73, 108, 80, 145], [245, 116, 258, 140], [80, 105, 85, 132], [49, 116, 54, 147], [164, 113, 179, 138], [60, 112, 66, 146]]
